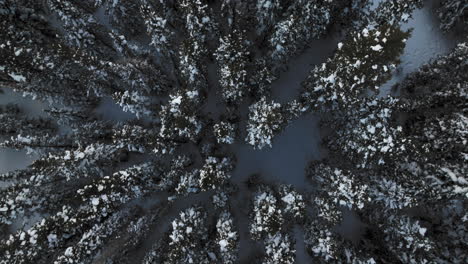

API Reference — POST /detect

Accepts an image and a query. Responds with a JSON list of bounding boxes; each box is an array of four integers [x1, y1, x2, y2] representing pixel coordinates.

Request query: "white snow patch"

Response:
[[8, 72, 26, 82], [371, 44, 383, 51], [91, 197, 100, 206]]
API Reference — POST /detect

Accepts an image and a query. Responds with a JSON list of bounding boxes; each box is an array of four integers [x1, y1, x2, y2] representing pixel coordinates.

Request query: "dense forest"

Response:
[[0, 0, 467, 263]]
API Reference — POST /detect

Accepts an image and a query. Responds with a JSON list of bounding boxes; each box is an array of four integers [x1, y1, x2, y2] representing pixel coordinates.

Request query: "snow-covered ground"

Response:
[[231, 112, 321, 189], [0, 149, 38, 175], [94, 97, 138, 122]]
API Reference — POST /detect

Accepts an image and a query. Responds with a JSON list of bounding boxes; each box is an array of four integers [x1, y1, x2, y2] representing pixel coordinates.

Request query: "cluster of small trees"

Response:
[[142, 205, 239, 264], [306, 41, 468, 263], [249, 184, 305, 263], [243, 0, 426, 150]]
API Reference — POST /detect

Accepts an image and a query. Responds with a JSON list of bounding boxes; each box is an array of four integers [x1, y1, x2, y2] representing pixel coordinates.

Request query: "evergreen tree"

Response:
[[215, 211, 239, 264], [245, 97, 285, 149], [301, 24, 409, 110], [215, 29, 251, 104], [437, 0, 467, 33]]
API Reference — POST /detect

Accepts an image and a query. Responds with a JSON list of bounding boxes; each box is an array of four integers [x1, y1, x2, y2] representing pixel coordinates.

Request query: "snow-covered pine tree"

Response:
[[0, 1, 99, 107], [322, 96, 410, 169], [0, 161, 162, 264], [250, 187, 284, 240], [268, 0, 369, 69], [139, 0, 175, 55], [396, 42, 468, 201], [301, 24, 409, 111], [372, 0, 423, 25], [215, 29, 250, 104], [213, 121, 236, 144], [245, 97, 285, 149], [438, 0, 467, 33], [143, 206, 212, 264], [255, 0, 282, 37], [215, 211, 239, 264], [263, 232, 296, 264]]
